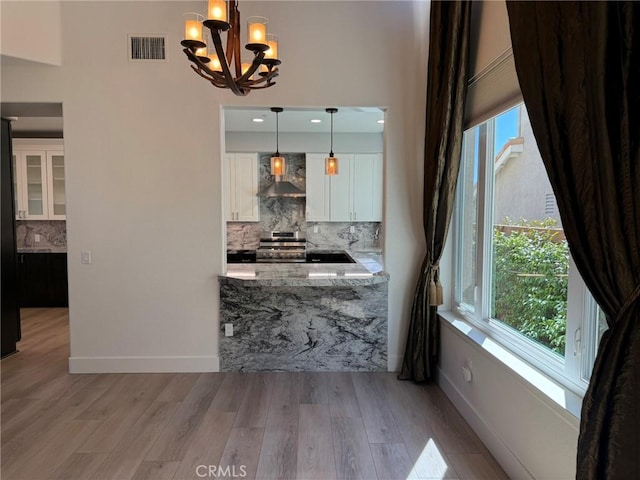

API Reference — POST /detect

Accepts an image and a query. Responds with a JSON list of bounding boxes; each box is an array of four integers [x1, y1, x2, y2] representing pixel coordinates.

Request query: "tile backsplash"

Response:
[[258, 152, 306, 233], [227, 223, 260, 250], [16, 220, 67, 250], [227, 221, 381, 252], [306, 222, 381, 251]]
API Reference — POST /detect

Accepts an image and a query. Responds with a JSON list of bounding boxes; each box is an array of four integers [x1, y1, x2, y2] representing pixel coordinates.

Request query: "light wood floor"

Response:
[[1, 308, 508, 480]]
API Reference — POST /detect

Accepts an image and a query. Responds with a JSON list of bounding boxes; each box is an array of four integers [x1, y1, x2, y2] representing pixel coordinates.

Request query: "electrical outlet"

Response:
[[313, 225, 319, 233], [350, 225, 355, 233], [81, 250, 92, 264], [34, 234, 41, 243], [224, 323, 233, 337], [461, 361, 473, 382]]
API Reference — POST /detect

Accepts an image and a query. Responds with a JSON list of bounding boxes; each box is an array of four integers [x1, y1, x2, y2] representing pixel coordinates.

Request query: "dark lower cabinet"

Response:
[[18, 253, 68, 307]]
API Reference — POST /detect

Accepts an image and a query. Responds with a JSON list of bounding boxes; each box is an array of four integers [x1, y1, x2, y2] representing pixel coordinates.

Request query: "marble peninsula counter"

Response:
[[220, 258, 388, 287], [218, 255, 389, 372]]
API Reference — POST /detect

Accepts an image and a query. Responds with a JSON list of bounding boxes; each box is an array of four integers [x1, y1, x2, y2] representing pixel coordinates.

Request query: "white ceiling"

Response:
[[8, 116, 63, 133], [1, 102, 64, 134], [224, 107, 385, 133]]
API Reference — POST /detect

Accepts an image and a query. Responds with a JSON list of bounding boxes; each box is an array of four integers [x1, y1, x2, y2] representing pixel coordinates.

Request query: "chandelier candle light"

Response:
[[181, 0, 281, 96], [325, 108, 339, 175]]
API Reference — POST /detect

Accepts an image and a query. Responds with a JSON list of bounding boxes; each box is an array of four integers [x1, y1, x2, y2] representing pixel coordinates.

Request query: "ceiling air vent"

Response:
[[129, 35, 166, 61]]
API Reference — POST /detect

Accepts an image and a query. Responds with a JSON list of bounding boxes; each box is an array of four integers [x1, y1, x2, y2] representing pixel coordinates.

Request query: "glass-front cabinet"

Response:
[[47, 152, 66, 219], [13, 140, 65, 220]]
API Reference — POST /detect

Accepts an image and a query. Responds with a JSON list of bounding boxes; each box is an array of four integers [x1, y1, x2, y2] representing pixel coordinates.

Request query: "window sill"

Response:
[[438, 310, 583, 424]]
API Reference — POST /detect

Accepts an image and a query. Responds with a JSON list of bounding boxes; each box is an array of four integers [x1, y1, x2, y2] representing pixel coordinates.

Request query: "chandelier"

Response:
[[181, 0, 281, 96]]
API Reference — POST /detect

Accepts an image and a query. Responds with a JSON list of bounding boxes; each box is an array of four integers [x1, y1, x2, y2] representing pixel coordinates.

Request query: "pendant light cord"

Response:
[[275, 110, 280, 156], [329, 110, 334, 156]]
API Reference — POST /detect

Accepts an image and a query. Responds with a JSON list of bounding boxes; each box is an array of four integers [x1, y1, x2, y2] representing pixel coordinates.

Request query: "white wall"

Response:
[[1, 1, 428, 373], [0, 1, 62, 66], [437, 316, 579, 479]]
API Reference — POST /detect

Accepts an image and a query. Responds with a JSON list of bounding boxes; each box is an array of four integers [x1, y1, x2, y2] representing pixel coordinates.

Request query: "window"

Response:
[[454, 102, 604, 392]]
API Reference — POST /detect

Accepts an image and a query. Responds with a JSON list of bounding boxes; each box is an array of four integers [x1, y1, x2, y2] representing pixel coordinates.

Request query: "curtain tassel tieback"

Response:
[[429, 265, 444, 307], [429, 277, 437, 306]]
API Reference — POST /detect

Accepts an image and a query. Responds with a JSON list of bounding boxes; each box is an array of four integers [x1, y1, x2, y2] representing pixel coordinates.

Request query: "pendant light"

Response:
[[325, 108, 339, 175], [270, 107, 285, 176]]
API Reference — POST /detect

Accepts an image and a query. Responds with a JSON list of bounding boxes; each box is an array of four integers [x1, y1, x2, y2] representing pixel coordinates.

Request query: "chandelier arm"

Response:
[[243, 70, 279, 87], [244, 83, 278, 90], [235, 52, 266, 83], [225, 1, 237, 66], [208, 26, 245, 96], [188, 51, 277, 90], [184, 48, 231, 86], [231, 3, 242, 78], [190, 65, 229, 88]]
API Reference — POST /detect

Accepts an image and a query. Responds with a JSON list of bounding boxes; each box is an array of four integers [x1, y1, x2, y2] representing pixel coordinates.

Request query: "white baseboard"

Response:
[[68, 355, 220, 373], [438, 368, 534, 480], [387, 354, 402, 372]]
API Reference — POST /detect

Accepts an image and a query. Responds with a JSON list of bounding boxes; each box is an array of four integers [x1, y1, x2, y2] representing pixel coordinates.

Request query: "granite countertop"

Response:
[[17, 247, 67, 253], [220, 253, 388, 287]]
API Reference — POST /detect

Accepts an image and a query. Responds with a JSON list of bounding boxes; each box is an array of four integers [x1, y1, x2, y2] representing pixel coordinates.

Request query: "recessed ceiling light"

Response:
[[310, 119, 322, 123], [377, 119, 384, 124], [252, 117, 265, 123]]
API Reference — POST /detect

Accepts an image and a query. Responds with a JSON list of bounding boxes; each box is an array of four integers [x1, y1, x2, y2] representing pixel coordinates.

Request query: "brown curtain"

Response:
[[506, 2, 640, 478], [399, 0, 471, 382]]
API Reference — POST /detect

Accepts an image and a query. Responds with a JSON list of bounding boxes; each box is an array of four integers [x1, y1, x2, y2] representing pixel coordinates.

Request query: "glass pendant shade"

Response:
[[247, 17, 268, 45], [184, 13, 205, 43], [207, 0, 227, 21], [325, 156, 338, 175], [208, 53, 221, 70], [271, 156, 286, 176]]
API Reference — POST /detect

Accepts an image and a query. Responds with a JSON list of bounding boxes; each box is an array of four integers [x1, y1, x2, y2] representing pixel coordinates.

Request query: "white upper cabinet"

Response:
[[307, 152, 382, 222], [225, 153, 259, 222], [328, 154, 354, 221], [352, 153, 383, 222], [13, 140, 65, 220], [305, 154, 331, 221]]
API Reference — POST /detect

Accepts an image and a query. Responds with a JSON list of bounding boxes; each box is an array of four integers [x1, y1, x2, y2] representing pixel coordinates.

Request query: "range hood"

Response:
[[257, 178, 306, 198]]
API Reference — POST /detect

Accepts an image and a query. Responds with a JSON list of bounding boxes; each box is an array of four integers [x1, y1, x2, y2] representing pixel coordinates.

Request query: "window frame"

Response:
[[452, 103, 598, 396]]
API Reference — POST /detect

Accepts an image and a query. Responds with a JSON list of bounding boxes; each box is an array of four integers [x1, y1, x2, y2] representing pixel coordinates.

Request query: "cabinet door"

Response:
[[305, 154, 330, 221], [224, 153, 236, 221], [18, 254, 49, 307], [329, 153, 354, 221], [17, 151, 49, 220], [352, 153, 383, 222], [48, 253, 69, 307], [233, 153, 259, 222], [46, 151, 66, 219]]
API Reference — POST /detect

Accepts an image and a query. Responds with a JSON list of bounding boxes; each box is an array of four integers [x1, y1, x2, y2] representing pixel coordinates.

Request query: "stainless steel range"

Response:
[[256, 231, 307, 263]]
